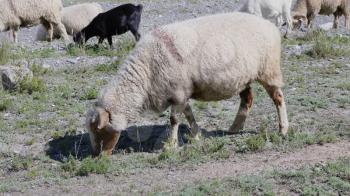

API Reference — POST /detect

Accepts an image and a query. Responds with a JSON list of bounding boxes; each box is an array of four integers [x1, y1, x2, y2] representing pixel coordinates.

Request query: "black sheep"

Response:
[[73, 3, 143, 48]]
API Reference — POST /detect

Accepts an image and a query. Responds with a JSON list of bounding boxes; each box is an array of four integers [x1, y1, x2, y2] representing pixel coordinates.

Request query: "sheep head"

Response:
[[73, 31, 85, 46], [291, 13, 307, 30], [86, 106, 121, 155]]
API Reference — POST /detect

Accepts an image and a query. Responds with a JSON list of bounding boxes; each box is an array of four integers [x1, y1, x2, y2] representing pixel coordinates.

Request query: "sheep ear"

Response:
[[96, 107, 109, 130]]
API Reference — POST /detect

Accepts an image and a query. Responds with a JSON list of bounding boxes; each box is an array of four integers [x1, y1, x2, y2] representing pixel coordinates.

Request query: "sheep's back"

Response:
[[61, 3, 103, 34], [11, 0, 63, 24], [143, 12, 281, 101]]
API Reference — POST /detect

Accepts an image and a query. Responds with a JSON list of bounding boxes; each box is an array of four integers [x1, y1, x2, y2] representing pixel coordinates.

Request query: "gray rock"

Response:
[[0, 65, 33, 91], [317, 22, 333, 31]]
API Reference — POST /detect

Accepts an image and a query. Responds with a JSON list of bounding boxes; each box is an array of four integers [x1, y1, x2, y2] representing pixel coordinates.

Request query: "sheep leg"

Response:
[[183, 103, 201, 140], [333, 14, 340, 29], [228, 86, 253, 133], [344, 14, 349, 30], [307, 14, 315, 29], [11, 26, 19, 43], [46, 23, 54, 42], [265, 86, 289, 136], [12, 30, 17, 43], [54, 22, 69, 41], [98, 37, 104, 44], [167, 105, 183, 149], [107, 37, 114, 49]]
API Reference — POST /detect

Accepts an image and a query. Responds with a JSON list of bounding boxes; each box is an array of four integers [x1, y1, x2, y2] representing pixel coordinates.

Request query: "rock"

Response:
[[67, 58, 78, 64], [289, 45, 303, 56], [0, 65, 33, 91], [317, 22, 333, 31]]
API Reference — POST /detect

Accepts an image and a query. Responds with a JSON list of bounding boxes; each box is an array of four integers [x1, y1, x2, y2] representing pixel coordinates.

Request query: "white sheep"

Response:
[[292, 0, 350, 29], [86, 12, 289, 155], [240, 0, 293, 36], [0, 0, 68, 42], [36, 3, 103, 41]]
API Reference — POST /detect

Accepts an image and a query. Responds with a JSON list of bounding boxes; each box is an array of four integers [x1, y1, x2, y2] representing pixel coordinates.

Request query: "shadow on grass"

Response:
[[45, 124, 239, 162]]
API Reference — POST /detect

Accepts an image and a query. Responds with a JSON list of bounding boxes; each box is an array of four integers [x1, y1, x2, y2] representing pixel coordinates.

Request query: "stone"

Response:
[[0, 65, 33, 91], [317, 22, 333, 31]]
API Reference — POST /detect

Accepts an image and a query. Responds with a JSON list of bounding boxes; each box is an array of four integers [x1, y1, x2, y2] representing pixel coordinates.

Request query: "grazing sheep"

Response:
[[240, 0, 293, 36], [86, 12, 289, 155], [292, 0, 350, 29], [73, 3, 143, 48], [0, 0, 68, 42], [35, 3, 103, 41]]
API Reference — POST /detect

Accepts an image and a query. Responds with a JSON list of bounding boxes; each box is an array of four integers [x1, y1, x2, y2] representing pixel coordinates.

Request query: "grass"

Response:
[[61, 155, 111, 176], [233, 129, 337, 153], [0, 96, 12, 112], [272, 158, 350, 195], [154, 157, 350, 195], [305, 39, 348, 58], [0, 40, 11, 64], [153, 136, 231, 165], [294, 29, 350, 58], [66, 37, 135, 59], [17, 76, 47, 94], [80, 87, 98, 100], [1, 21, 350, 194]]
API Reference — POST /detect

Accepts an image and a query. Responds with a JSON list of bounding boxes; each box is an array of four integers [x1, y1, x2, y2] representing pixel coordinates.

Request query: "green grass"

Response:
[[61, 155, 111, 176], [80, 87, 98, 100], [153, 137, 231, 165], [10, 155, 33, 172], [305, 40, 348, 58], [163, 176, 274, 196], [154, 157, 350, 195], [66, 37, 135, 58], [95, 62, 119, 72], [0, 93, 12, 111], [0, 40, 11, 64], [272, 158, 350, 195], [17, 76, 47, 94]]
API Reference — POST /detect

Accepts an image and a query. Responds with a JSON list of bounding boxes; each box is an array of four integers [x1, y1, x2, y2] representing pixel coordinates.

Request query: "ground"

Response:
[[0, 0, 349, 195]]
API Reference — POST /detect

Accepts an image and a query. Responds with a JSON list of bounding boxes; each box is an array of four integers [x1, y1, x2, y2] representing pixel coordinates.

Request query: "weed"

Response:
[[30, 64, 49, 76], [80, 87, 97, 100], [306, 40, 347, 58], [193, 101, 208, 110], [95, 62, 118, 72], [272, 158, 350, 195], [0, 98, 12, 111], [245, 135, 266, 152], [161, 175, 274, 195], [336, 82, 350, 91], [18, 76, 47, 94], [62, 155, 111, 176], [0, 40, 11, 64], [10, 156, 33, 172], [156, 137, 231, 165]]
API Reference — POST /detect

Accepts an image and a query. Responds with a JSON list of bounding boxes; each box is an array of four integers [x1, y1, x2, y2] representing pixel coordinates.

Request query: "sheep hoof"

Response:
[[193, 133, 201, 141], [228, 124, 244, 134], [279, 126, 289, 136], [163, 139, 179, 150]]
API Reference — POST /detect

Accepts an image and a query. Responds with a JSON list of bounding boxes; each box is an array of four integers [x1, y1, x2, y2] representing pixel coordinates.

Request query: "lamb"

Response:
[[0, 0, 68, 42], [35, 3, 103, 41], [240, 0, 293, 36], [86, 12, 289, 155], [292, 0, 350, 29], [73, 3, 143, 48]]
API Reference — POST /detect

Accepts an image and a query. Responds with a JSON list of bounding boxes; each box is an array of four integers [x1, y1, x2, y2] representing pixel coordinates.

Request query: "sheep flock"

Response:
[[0, 0, 349, 156]]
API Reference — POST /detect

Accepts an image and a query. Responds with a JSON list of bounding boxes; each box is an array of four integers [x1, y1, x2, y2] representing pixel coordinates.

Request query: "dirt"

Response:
[[20, 141, 350, 195]]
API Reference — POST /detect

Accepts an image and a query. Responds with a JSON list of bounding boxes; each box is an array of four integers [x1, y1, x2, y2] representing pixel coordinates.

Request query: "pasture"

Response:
[[0, 0, 349, 195]]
